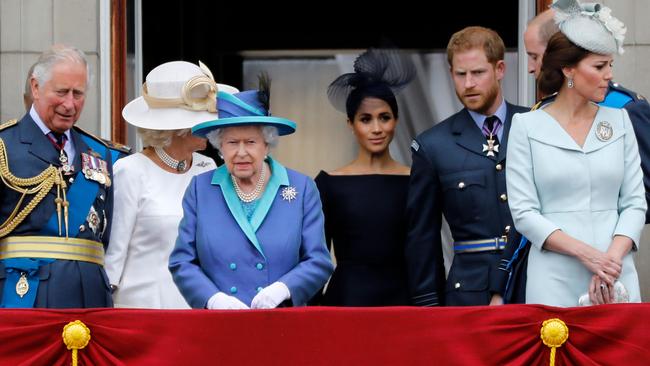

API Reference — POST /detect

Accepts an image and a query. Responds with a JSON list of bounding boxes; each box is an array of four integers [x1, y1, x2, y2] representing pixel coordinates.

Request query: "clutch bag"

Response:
[[578, 281, 629, 306]]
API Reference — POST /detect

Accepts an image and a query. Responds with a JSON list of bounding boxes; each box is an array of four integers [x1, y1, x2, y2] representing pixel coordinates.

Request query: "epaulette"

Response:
[[101, 139, 132, 155], [72, 126, 131, 153], [531, 92, 558, 111], [73, 125, 109, 147], [610, 82, 646, 102], [0, 119, 18, 131]]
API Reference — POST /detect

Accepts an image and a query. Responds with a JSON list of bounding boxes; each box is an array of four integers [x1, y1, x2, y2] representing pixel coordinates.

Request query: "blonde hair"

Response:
[[137, 128, 191, 148]]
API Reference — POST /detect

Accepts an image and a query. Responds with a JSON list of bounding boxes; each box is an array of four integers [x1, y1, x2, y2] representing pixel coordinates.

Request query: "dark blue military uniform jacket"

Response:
[[405, 102, 528, 306], [0, 113, 115, 308]]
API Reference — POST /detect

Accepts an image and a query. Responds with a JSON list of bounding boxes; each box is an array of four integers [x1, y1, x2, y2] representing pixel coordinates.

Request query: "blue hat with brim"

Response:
[[192, 90, 296, 137]]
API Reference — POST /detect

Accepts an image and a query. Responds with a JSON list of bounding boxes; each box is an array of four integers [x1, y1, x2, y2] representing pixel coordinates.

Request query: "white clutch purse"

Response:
[[578, 281, 629, 306]]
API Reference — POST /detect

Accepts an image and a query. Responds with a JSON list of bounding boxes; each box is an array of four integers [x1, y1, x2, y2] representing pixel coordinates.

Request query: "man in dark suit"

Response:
[[0, 44, 114, 308], [405, 26, 528, 306]]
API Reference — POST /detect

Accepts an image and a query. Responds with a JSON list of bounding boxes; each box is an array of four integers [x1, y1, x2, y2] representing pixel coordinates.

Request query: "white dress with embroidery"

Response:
[[105, 152, 215, 308]]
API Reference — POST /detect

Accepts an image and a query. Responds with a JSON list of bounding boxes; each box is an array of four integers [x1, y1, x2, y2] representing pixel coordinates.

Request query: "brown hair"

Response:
[[446, 26, 505, 66], [537, 32, 591, 96]]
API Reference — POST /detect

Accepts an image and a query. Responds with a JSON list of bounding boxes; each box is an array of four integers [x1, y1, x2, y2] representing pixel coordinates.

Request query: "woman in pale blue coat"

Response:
[[507, 2, 646, 307], [169, 78, 333, 309]]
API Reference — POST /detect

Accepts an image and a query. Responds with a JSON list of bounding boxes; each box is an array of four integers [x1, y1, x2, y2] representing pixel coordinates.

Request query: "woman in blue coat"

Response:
[[169, 77, 334, 309]]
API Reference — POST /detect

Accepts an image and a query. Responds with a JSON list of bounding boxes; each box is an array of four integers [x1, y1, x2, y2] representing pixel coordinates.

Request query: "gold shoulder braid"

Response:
[[0, 137, 69, 238], [0, 119, 18, 131]]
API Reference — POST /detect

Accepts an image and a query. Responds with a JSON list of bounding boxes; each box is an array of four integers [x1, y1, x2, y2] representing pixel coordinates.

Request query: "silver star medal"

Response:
[[281, 186, 298, 202], [482, 134, 499, 157], [86, 206, 101, 235]]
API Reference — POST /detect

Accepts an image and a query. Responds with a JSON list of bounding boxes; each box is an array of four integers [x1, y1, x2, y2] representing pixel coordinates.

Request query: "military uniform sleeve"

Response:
[[624, 97, 650, 223], [405, 139, 446, 306]]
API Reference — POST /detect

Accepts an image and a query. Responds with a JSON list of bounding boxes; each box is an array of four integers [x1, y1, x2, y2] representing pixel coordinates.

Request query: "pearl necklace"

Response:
[[232, 164, 266, 203], [154, 147, 188, 172]]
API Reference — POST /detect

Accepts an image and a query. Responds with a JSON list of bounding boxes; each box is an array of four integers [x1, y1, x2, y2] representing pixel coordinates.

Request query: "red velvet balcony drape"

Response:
[[1, 304, 649, 366]]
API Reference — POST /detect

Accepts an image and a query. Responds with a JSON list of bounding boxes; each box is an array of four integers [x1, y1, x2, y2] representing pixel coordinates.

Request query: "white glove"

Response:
[[251, 282, 291, 309], [207, 292, 250, 310]]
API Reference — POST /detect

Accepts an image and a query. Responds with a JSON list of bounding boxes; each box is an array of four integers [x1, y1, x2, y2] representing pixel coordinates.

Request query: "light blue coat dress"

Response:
[[506, 105, 646, 307], [169, 158, 333, 308]]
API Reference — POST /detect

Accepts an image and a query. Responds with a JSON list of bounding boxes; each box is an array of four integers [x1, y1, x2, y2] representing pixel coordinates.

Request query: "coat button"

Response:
[[454, 282, 461, 289], [230, 286, 237, 294], [257, 287, 263, 293], [500, 193, 508, 202], [505, 225, 511, 234], [229, 263, 237, 270], [458, 182, 466, 189], [256, 263, 264, 270], [496, 164, 503, 171]]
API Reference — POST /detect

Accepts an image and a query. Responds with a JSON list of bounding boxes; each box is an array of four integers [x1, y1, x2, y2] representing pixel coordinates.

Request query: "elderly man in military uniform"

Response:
[[0, 44, 114, 308]]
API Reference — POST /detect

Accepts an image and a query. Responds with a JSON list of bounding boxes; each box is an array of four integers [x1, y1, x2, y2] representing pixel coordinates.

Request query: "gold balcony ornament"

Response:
[[540, 318, 569, 366], [62, 320, 91, 366]]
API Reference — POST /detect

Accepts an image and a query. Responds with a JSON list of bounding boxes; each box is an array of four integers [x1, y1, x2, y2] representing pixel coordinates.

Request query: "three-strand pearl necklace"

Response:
[[154, 147, 188, 172], [232, 163, 267, 202]]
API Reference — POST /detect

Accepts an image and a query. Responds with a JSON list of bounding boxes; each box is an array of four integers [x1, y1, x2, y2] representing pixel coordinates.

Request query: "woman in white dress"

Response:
[[105, 61, 236, 308], [506, 1, 646, 307]]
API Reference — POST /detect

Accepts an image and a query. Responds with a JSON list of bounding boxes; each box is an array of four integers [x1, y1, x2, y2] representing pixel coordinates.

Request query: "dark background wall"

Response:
[[137, 1, 519, 90]]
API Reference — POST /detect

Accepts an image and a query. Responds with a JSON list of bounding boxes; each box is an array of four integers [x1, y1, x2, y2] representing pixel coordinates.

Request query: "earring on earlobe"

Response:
[[567, 77, 574, 89]]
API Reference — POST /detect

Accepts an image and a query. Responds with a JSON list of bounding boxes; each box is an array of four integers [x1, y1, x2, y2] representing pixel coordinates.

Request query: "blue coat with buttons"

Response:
[[405, 102, 528, 306], [169, 158, 334, 308]]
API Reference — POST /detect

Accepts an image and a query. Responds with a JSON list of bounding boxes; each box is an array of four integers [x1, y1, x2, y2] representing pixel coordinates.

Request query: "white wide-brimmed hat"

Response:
[[122, 60, 239, 130]]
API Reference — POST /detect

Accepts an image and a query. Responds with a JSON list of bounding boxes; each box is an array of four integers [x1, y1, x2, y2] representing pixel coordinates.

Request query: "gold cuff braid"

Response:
[[0, 136, 68, 238]]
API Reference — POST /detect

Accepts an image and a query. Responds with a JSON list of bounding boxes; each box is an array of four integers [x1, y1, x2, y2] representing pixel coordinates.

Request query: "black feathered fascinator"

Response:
[[327, 48, 415, 118]]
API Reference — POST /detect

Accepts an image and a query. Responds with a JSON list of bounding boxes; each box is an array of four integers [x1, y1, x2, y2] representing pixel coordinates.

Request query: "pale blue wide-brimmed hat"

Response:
[[192, 89, 296, 137]]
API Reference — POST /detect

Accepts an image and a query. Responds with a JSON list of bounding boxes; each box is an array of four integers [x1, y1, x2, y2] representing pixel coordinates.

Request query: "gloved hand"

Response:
[[251, 282, 291, 309], [207, 292, 250, 310]]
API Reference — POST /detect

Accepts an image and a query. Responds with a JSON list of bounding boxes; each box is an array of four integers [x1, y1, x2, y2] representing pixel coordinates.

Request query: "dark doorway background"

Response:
[[138, 1, 520, 91]]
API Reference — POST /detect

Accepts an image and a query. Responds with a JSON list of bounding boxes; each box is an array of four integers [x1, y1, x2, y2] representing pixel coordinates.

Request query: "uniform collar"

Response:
[[467, 97, 507, 140], [30, 105, 72, 142]]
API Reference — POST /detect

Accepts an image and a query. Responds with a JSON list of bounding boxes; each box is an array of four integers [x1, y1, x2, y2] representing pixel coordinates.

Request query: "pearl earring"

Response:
[[567, 77, 574, 89]]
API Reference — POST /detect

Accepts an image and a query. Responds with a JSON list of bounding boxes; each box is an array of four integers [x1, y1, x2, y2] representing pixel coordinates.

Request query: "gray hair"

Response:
[[138, 128, 191, 148], [206, 125, 279, 151], [32, 44, 90, 88], [24, 63, 36, 111]]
